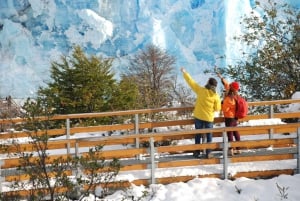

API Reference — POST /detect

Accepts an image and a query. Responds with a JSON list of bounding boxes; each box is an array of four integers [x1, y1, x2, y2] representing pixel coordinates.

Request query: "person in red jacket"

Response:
[[217, 73, 241, 156], [181, 67, 221, 158]]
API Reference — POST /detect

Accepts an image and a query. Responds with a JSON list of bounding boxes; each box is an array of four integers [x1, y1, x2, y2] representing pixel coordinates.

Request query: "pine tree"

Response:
[[38, 46, 136, 118], [110, 75, 139, 111]]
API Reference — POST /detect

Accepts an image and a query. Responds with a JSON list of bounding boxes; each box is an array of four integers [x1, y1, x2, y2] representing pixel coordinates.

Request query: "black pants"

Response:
[[224, 118, 240, 143]]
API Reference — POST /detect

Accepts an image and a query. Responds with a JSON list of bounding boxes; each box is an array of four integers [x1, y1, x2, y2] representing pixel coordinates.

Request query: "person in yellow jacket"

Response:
[[181, 67, 221, 158], [217, 72, 241, 155]]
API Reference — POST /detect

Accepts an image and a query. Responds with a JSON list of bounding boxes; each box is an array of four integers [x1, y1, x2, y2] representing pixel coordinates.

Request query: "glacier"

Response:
[[0, 0, 299, 98]]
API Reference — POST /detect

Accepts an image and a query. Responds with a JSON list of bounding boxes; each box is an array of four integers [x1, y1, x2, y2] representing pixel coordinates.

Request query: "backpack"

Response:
[[234, 96, 248, 119]]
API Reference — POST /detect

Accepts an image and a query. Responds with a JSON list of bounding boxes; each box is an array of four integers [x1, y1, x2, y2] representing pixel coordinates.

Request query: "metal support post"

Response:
[[269, 105, 274, 139], [75, 142, 79, 157], [150, 137, 156, 184], [134, 114, 143, 160], [66, 118, 70, 154], [134, 114, 139, 148], [0, 160, 3, 193], [297, 127, 300, 174], [222, 131, 228, 180]]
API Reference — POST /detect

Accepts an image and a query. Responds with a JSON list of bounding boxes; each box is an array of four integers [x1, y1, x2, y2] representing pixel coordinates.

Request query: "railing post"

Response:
[[222, 131, 228, 180], [0, 160, 3, 193], [297, 127, 300, 174], [134, 114, 139, 148], [149, 137, 156, 184], [66, 118, 70, 154], [75, 142, 79, 157], [269, 105, 274, 139]]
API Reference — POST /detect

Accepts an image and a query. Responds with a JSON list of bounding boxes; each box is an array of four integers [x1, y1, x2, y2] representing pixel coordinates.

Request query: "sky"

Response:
[[1, 92, 300, 201]]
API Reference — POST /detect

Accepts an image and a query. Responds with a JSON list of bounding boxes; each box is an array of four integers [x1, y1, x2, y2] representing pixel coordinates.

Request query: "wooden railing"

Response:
[[0, 99, 300, 196]]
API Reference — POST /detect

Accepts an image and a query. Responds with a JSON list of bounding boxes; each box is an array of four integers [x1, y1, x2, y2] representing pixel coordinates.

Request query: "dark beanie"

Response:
[[205, 78, 218, 93], [208, 78, 218, 87]]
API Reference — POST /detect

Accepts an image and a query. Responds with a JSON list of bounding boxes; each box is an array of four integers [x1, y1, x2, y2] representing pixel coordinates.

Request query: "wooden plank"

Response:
[[1, 186, 69, 198], [156, 174, 221, 185], [0, 128, 66, 139], [81, 148, 149, 159], [70, 124, 134, 134], [231, 154, 294, 163], [229, 139, 295, 149], [77, 138, 136, 147], [130, 179, 149, 186], [275, 112, 300, 119], [274, 127, 298, 133], [247, 99, 300, 106], [120, 163, 148, 171], [232, 169, 294, 179], [2, 155, 72, 169], [0, 139, 76, 153], [158, 158, 221, 168], [5, 170, 73, 182], [156, 143, 220, 153]]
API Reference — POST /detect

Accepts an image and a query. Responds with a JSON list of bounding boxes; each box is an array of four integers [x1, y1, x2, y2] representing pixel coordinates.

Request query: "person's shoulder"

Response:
[[213, 92, 221, 99], [234, 94, 240, 98], [222, 95, 230, 101]]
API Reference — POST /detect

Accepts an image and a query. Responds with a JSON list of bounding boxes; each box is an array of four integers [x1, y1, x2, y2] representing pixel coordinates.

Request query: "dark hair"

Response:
[[228, 88, 238, 96], [208, 78, 218, 87]]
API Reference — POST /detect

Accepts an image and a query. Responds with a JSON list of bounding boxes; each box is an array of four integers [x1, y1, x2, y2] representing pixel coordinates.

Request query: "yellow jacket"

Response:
[[183, 71, 221, 122]]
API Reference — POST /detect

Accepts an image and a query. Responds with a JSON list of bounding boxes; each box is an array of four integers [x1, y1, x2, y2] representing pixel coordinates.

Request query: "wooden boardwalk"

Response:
[[0, 98, 299, 197]]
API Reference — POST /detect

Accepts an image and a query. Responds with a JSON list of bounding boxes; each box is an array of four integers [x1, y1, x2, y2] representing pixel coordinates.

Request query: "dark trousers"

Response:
[[224, 118, 240, 149], [194, 118, 213, 156]]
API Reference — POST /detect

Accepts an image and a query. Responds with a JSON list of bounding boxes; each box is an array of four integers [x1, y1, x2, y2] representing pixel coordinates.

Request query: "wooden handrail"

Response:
[[0, 99, 299, 124]]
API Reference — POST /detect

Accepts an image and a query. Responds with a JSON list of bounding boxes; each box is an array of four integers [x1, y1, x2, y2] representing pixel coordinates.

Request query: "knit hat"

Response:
[[205, 78, 218, 93], [230, 82, 240, 91], [208, 78, 218, 87]]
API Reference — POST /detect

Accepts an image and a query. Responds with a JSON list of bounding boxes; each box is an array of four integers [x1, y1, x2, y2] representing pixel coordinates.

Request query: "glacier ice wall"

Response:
[[0, 0, 298, 98]]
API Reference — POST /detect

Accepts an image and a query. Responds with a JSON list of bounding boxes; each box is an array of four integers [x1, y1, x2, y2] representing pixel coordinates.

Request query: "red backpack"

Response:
[[234, 96, 248, 119]]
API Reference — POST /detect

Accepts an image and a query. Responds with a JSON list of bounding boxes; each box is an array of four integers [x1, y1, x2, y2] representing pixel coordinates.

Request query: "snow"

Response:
[[285, 92, 300, 112], [239, 118, 285, 126], [104, 175, 300, 201]]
